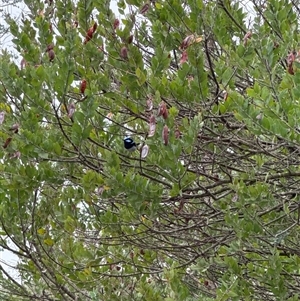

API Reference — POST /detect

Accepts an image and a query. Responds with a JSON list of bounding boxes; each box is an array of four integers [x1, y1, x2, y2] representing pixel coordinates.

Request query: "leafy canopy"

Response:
[[1, 0, 300, 300]]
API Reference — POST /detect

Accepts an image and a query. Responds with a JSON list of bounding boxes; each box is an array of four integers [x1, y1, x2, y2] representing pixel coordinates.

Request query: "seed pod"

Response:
[[67, 103, 75, 118], [162, 109, 168, 120], [162, 125, 169, 146], [48, 49, 55, 61], [86, 27, 94, 38], [3, 137, 12, 149], [288, 64, 294, 75], [146, 96, 153, 111], [9, 123, 19, 133], [243, 31, 252, 46], [80, 79, 87, 94], [10, 151, 21, 159], [93, 22, 97, 32], [148, 115, 156, 137], [20, 58, 27, 69], [46, 43, 54, 52], [120, 46, 128, 59], [179, 34, 202, 50], [141, 144, 149, 158], [149, 115, 155, 124], [148, 123, 156, 137], [84, 36, 91, 44], [157, 101, 167, 117], [0, 112, 5, 125], [84, 23, 97, 44], [113, 19, 120, 30], [175, 128, 181, 139], [127, 35, 133, 44], [180, 35, 194, 50], [287, 51, 295, 66], [140, 3, 150, 15]]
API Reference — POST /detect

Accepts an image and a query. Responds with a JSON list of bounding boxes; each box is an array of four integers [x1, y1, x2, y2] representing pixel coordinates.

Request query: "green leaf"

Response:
[[136, 67, 146, 85], [53, 142, 62, 155]]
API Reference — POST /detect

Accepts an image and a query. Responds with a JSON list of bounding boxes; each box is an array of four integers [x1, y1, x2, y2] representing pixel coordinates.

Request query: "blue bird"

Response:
[[124, 137, 139, 151]]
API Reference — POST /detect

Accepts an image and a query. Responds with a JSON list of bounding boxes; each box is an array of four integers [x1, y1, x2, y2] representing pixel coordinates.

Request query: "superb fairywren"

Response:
[[124, 137, 139, 151]]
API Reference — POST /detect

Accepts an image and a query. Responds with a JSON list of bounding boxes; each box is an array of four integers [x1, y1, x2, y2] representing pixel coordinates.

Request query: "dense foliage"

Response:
[[1, 0, 300, 300]]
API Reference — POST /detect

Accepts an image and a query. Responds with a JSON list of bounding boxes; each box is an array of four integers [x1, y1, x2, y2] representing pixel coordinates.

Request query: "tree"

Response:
[[1, 0, 300, 300]]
